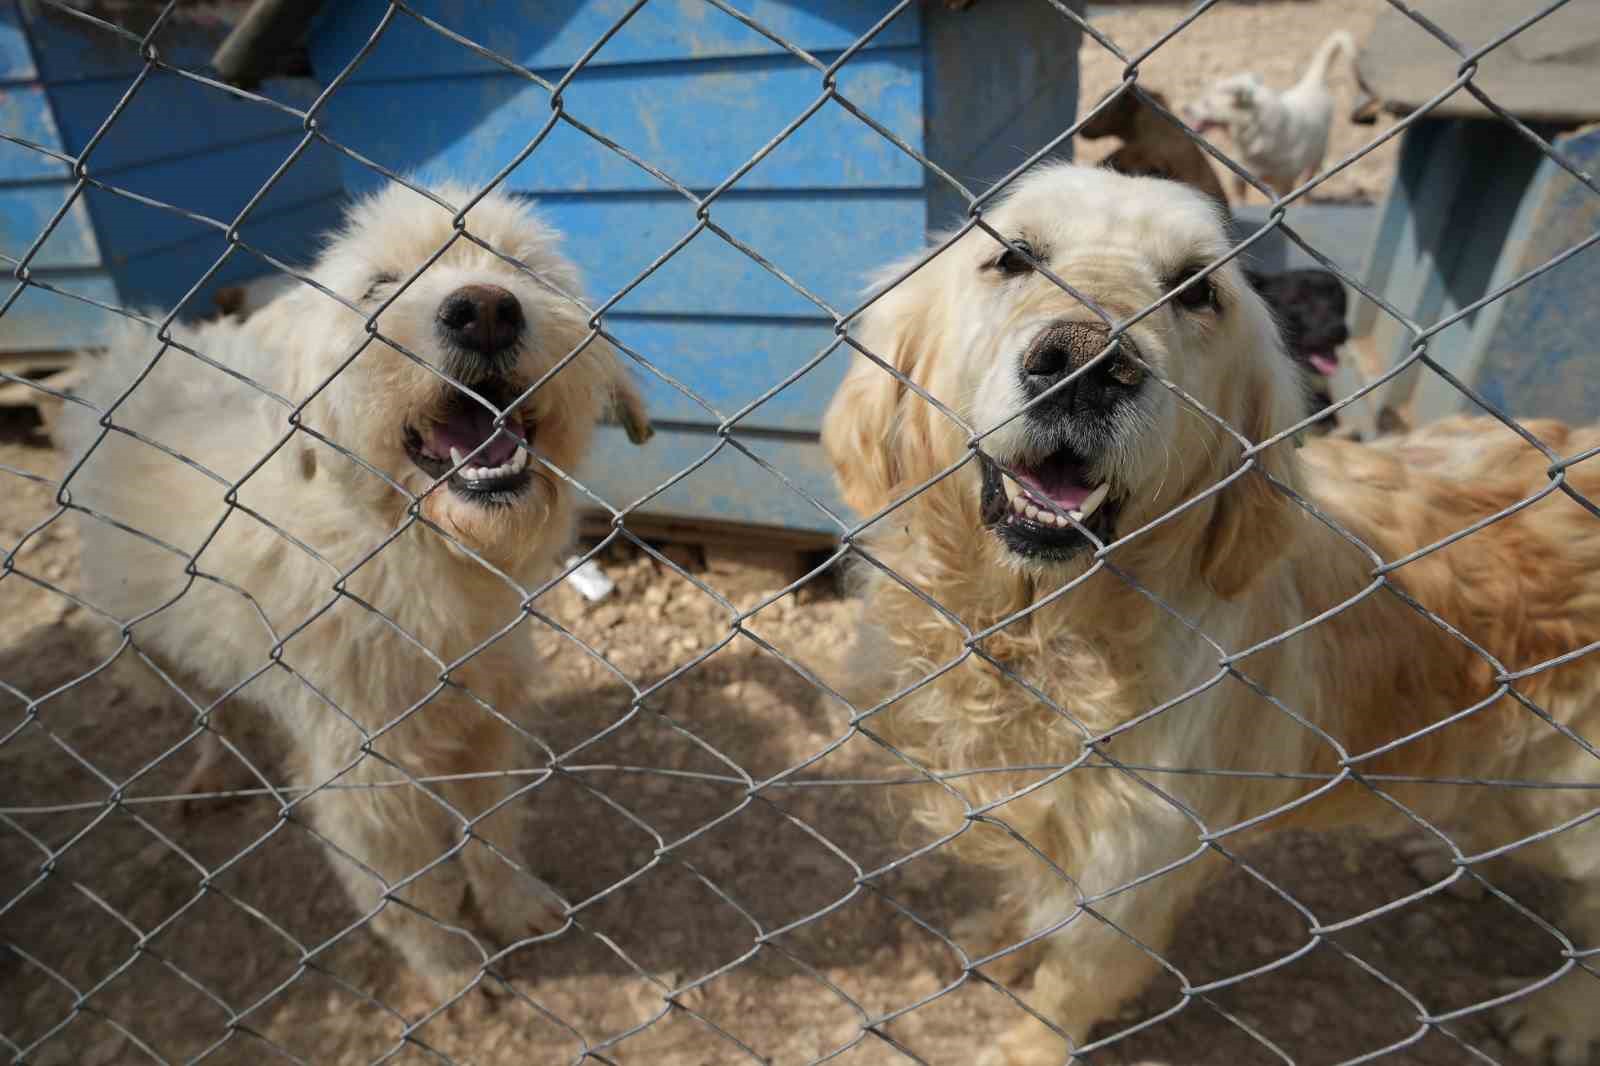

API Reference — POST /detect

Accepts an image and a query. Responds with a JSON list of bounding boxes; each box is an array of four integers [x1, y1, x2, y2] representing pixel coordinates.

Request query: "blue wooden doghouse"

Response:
[[0, 1, 346, 387], [301, 0, 1085, 541]]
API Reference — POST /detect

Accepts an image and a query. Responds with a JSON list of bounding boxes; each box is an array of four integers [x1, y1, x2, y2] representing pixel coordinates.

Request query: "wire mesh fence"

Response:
[[1, 1, 1598, 1064]]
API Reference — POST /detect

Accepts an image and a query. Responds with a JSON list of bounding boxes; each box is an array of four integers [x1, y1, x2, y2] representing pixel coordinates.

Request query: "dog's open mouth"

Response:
[[403, 382, 536, 503], [980, 448, 1120, 561]]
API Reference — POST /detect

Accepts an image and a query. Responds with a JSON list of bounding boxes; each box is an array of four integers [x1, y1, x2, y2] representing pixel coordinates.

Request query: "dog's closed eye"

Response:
[[362, 273, 399, 301], [1165, 265, 1220, 313]]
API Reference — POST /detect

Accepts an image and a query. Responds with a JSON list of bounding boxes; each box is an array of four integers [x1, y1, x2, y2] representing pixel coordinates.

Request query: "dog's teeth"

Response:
[[1080, 482, 1111, 518], [508, 447, 528, 473], [449, 447, 466, 467], [1024, 503, 1041, 521], [1011, 495, 1028, 514], [1068, 509, 1083, 522]]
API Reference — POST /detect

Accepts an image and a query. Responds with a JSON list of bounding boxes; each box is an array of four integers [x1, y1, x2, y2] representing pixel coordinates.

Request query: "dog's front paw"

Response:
[[979, 1022, 1070, 1066], [1494, 972, 1600, 1066], [471, 870, 567, 949]]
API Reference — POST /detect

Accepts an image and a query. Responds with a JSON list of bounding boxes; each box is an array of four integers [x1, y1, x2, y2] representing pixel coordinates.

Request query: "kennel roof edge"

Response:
[[301, 0, 1087, 536]]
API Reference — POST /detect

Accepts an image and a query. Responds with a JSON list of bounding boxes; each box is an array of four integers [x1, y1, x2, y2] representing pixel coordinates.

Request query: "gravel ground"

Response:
[[0, 416, 1571, 1066], [1077, 2, 1399, 203]]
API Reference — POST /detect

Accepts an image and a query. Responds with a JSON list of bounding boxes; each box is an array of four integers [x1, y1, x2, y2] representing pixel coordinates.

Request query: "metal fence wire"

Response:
[[2, 1, 1598, 1064]]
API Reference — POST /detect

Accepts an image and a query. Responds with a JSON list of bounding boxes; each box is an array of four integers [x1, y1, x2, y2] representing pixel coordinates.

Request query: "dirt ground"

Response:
[[0, 411, 1577, 1066], [1077, 2, 1399, 203]]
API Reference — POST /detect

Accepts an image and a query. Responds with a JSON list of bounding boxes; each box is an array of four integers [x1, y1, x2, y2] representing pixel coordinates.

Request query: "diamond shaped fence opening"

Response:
[[2, 2, 1598, 1065]]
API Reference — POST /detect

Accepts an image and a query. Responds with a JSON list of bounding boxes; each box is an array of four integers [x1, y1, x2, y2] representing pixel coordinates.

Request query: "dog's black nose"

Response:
[[1021, 321, 1145, 413], [438, 285, 524, 355]]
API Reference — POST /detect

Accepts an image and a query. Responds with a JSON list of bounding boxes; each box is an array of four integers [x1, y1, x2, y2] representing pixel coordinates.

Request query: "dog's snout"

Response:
[[1021, 321, 1145, 412], [438, 284, 524, 356]]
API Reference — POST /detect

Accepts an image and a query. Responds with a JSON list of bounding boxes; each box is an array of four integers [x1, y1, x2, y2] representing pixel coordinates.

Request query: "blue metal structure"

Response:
[[304, 0, 1085, 534]]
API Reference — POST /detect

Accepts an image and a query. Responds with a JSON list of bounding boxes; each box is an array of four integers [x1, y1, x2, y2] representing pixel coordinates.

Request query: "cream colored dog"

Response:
[[1184, 31, 1355, 200], [823, 163, 1600, 1065], [62, 182, 647, 994]]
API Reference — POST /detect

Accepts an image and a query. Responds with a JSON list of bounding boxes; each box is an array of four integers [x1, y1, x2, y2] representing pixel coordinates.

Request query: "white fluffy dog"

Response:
[[823, 163, 1600, 1065], [62, 182, 648, 993], [1184, 31, 1355, 199]]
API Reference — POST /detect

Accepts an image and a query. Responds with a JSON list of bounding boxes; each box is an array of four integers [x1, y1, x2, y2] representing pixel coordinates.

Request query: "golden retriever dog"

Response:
[[61, 182, 648, 995], [822, 163, 1599, 1065]]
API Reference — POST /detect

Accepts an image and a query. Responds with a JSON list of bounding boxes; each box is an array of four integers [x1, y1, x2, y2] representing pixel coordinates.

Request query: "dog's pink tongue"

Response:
[[430, 406, 521, 467], [1308, 352, 1339, 376], [1017, 455, 1095, 509]]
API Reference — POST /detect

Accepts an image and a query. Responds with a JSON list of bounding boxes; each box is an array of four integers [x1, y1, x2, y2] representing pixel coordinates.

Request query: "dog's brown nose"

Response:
[[438, 284, 524, 356], [1021, 321, 1145, 413]]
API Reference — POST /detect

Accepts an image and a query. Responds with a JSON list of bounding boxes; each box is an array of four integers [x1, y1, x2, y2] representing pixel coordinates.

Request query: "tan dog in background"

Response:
[[823, 163, 1600, 1066], [63, 182, 649, 995]]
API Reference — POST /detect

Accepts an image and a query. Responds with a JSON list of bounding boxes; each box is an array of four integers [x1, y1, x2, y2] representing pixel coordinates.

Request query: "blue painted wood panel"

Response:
[[44, 73, 320, 175], [0, 272, 120, 352], [0, 187, 99, 269], [0, 86, 68, 180], [537, 191, 923, 316], [323, 53, 922, 196], [309, 0, 919, 82], [577, 424, 842, 533], [1466, 127, 1600, 424], [0, 2, 34, 81], [606, 314, 844, 430]]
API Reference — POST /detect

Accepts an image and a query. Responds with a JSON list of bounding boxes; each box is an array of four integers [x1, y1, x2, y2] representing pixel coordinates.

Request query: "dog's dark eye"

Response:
[[1168, 267, 1218, 312], [991, 239, 1038, 277], [362, 273, 399, 301]]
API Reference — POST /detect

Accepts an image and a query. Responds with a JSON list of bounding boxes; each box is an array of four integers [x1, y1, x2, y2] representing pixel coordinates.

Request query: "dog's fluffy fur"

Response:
[[1248, 267, 1349, 426], [1080, 87, 1229, 213], [823, 164, 1600, 1066], [62, 182, 646, 992], [1185, 31, 1355, 199]]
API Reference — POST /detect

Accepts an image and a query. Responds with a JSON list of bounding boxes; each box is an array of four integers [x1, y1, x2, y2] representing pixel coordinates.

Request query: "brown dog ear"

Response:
[[608, 369, 653, 445], [822, 261, 942, 517], [1079, 88, 1142, 140], [1200, 310, 1307, 599]]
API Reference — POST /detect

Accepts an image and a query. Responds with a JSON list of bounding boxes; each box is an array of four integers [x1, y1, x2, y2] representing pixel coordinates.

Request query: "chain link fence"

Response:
[[2, 1, 1598, 1064]]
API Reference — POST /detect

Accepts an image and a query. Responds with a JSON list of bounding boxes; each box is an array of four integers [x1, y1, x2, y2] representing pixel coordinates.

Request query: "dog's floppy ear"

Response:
[[1079, 88, 1141, 140], [608, 367, 653, 445], [1199, 294, 1307, 599], [822, 258, 942, 517]]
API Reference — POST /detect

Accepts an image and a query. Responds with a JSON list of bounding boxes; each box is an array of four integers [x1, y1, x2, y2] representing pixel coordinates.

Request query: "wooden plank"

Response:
[[923, 0, 1084, 228], [0, 271, 120, 352], [1358, 0, 1600, 123], [43, 71, 321, 172], [578, 510, 836, 552], [0, 186, 101, 269], [78, 133, 347, 264], [1457, 126, 1600, 424], [604, 314, 843, 431], [23, 1, 247, 82], [309, 0, 920, 83], [498, 190, 924, 317], [573, 424, 845, 534], [323, 52, 922, 196], [0, 2, 38, 81], [105, 194, 346, 314], [0, 86, 69, 180]]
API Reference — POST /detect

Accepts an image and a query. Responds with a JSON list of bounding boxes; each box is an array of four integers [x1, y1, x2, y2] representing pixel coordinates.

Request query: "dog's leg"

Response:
[[436, 718, 567, 951], [1492, 812, 1600, 1065], [979, 819, 1215, 1066], [294, 711, 564, 1004]]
